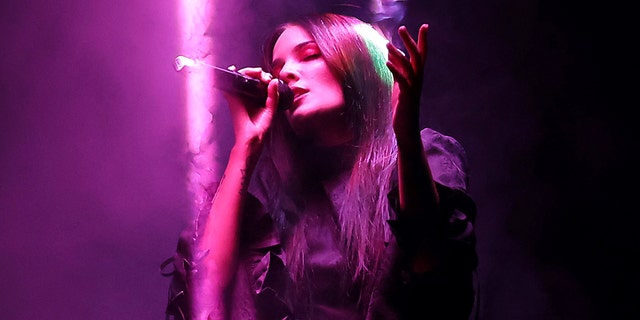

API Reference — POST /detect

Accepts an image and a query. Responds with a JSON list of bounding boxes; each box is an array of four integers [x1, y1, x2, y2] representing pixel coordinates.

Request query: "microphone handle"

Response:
[[212, 66, 293, 111]]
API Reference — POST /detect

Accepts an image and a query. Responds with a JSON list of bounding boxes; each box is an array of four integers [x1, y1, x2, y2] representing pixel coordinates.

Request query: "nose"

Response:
[[279, 61, 300, 84]]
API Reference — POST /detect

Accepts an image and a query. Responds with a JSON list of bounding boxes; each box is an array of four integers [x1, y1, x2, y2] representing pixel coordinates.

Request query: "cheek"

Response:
[[308, 61, 341, 89], [324, 80, 345, 106], [326, 88, 345, 106], [314, 72, 343, 100]]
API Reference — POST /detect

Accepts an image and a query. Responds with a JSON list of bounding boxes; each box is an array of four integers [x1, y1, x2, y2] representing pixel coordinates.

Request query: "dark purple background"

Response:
[[1, 0, 632, 319]]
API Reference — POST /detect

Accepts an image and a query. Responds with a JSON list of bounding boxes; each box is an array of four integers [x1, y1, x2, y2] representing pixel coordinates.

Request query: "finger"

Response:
[[397, 26, 417, 51], [386, 60, 410, 89], [236, 66, 261, 74], [266, 79, 280, 112], [239, 67, 273, 84], [416, 24, 429, 64], [387, 42, 413, 79], [255, 79, 279, 129], [236, 67, 262, 77], [387, 42, 407, 61], [398, 25, 429, 74], [398, 26, 420, 64]]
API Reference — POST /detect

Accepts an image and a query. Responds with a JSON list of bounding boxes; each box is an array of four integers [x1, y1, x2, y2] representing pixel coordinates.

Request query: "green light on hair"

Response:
[[354, 23, 394, 87]]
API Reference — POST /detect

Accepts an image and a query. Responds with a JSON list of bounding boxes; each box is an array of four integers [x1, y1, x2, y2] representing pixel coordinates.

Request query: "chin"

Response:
[[286, 105, 313, 128]]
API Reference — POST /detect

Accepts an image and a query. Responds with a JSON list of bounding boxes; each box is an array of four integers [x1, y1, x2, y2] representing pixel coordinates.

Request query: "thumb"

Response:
[[265, 79, 280, 114], [254, 79, 280, 129]]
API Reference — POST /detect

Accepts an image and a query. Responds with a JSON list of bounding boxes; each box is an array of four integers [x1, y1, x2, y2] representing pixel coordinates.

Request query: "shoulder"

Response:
[[420, 128, 469, 192]]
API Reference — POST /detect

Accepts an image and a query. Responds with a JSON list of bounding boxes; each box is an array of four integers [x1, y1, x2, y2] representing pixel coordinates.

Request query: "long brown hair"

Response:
[[261, 13, 397, 291]]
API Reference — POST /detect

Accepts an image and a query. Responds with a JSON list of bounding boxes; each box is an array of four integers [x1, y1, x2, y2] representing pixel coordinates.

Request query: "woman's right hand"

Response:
[[222, 66, 281, 150], [195, 68, 283, 310]]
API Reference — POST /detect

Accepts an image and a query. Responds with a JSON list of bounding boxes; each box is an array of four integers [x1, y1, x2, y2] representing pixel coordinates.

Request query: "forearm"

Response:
[[395, 131, 445, 273], [396, 131, 439, 219], [193, 142, 262, 318]]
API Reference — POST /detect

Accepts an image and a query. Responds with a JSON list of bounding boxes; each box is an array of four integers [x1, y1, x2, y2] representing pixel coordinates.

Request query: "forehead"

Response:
[[272, 25, 314, 59]]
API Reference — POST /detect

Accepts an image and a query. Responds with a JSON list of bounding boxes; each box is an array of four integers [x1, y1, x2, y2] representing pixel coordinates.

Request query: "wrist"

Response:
[[395, 131, 422, 151], [232, 135, 264, 155], [229, 140, 263, 171]]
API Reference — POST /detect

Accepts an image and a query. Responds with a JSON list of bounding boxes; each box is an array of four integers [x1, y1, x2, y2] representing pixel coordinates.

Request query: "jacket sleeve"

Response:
[[378, 128, 478, 320]]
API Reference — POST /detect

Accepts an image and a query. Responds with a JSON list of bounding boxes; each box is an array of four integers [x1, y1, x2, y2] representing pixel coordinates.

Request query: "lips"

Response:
[[291, 86, 309, 107], [294, 93, 307, 103]]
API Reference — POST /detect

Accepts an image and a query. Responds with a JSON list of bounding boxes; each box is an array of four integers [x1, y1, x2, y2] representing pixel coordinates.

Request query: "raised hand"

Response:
[[386, 24, 429, 141]]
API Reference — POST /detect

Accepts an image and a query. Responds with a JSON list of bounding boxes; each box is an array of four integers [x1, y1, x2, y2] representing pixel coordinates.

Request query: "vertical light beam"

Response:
[[178, 0, 218, 225], [177, 0, 221, 316]]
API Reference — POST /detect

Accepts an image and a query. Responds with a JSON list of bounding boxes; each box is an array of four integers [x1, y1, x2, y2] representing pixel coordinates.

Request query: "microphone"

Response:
[[174, 56, 293, 111]]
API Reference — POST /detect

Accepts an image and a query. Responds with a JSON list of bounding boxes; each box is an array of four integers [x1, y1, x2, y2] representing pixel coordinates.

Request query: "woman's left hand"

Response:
[[386, 24, 429, 142]]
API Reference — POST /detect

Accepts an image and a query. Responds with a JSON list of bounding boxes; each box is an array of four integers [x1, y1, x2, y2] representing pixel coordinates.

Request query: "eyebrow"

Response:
[[271, 40, 317, 70]]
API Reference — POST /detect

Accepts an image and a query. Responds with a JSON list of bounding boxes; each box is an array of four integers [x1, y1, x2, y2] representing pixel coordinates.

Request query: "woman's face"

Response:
[[271, 25, 352, 146]]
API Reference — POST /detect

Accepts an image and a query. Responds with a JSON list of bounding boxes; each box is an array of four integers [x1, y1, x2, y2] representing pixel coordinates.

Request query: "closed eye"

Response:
[[302, 53, 322, 61]]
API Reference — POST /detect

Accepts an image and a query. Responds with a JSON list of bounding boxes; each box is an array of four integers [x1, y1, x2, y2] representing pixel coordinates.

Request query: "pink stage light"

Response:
[[176, 0, 222, 315], [176, 1, 220, 227]]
